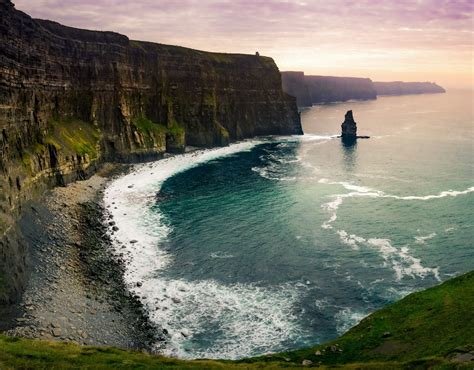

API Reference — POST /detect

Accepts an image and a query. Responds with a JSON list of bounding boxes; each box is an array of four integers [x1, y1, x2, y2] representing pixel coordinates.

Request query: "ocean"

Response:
[[104, 90, 474, 359]]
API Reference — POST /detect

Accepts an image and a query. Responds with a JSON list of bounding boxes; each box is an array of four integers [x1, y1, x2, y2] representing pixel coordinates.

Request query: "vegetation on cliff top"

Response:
[[0, 271, 473, 369], [242, 270, 474, 368]]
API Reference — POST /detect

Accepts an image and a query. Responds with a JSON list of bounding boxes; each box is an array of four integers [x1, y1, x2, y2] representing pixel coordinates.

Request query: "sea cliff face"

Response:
[[304, 75, 377, 104], [281, 72, 377, 107], [0, 0, 301, 304], [373, 81, 446, 95], [279, 72, 313, 108]]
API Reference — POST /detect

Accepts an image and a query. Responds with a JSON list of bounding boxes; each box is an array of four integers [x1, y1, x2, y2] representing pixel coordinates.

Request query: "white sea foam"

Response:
[[142, 278, 304, 359], [334, 308, 367, 335], [320, 180, 474, 230], [334, 228, 440, 281], [104, 139, 306, 359], [336, 230, 364, 250], [414, 233, 437, 244], [210, 251, 234, 259]]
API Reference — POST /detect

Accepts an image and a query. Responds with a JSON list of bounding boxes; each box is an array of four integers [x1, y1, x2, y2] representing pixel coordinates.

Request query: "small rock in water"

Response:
[[130, 240, 138, 244], [112, 226, 119, 231], [136, 282, 142, 287], [172, 297, 182, 304], [128, 185, 134, 188]]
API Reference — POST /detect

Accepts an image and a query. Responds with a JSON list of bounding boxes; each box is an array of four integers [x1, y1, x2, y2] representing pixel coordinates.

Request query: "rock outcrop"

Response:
[[341, 110, 357, 138], [373, 81, 446, 96], [0, 0, 302, 304]]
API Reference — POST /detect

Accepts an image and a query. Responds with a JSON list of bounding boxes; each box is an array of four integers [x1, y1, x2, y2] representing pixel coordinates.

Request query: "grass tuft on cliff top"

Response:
[[0, 272, 472, 369]]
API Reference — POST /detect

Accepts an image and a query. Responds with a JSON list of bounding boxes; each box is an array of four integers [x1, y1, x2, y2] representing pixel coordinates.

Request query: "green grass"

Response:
[[242, 271, 474, 368], [167, 117, 185, 136], [0, 272, 472, 369], [45, 118, 101, 159], [132, 116, 185, 148], [132, 117, 167, 137]]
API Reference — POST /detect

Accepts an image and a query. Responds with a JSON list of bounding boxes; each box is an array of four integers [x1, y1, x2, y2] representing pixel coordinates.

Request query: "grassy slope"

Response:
[[243, 271, 474, 368], [1, 272, 473, 369]]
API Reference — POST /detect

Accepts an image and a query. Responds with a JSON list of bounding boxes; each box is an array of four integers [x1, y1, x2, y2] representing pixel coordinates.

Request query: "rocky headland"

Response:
[[281, 71, 446, 108], [281, 72, 377, 107], [0, 0, 302, 311], [373, 81, 446, 96]]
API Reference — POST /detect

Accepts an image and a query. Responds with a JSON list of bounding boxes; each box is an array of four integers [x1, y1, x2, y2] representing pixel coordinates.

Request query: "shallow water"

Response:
[[104, 90, 474, 359]]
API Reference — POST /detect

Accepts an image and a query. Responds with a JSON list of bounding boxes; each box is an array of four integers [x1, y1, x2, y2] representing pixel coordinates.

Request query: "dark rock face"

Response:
[[374, 81, 446, 96], [305, 76, 377, 104], [281, 72, 377, 108], [0, 1, 302, 304], [341, 110, 357, 138], [281, 72, 312, 108]]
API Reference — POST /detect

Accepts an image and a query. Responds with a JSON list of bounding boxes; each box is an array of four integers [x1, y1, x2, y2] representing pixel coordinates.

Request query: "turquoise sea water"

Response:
[[105, 90, 473, 359]]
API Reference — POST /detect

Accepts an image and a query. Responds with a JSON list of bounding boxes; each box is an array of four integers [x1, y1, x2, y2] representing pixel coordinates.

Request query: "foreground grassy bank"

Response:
[[1, 272, 473, 369]]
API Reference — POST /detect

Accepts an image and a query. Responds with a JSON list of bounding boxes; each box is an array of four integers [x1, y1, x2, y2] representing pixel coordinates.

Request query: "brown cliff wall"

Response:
[[0, 0, 302, 304]]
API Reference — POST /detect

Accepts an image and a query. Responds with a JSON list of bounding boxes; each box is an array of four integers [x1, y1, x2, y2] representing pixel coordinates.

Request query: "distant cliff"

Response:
[[280, 72, 312, 108], [281, 72, 377, 107], [0, 0, 301, 304], [282, 72, 446, 108], [373, 81, 446, 95]]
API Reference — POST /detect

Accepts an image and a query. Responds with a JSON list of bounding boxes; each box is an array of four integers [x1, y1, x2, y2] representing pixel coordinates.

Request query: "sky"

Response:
[[14, 0, 474, 89]]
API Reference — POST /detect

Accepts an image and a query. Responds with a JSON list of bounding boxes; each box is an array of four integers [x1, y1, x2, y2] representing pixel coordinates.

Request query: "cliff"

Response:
[[281, 72, 446, 108], [281, 72, 377, 107], [374, 81, 446, 95], [305, 75, 377, 104], [280, 72, 312, 108], [0, 0, 301, 304]]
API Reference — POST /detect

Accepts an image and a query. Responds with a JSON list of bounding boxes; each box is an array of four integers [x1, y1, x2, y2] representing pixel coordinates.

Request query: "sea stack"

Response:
[[341, 110, 357, 138]]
